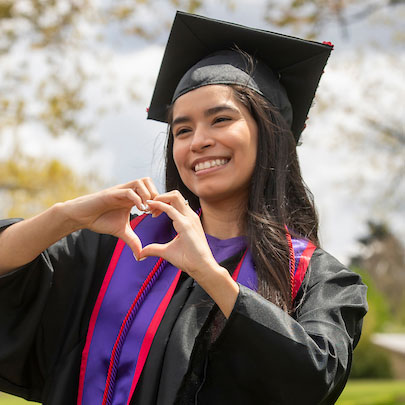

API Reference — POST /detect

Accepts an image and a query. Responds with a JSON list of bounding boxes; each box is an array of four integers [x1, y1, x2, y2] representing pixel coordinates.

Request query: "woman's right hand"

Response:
[[61, 178, 160, 259], [0, 178, 160, 274]]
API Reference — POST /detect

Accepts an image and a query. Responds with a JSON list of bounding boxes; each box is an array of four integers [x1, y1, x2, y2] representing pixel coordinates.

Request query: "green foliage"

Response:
[[350, 340, 393, 379], [337, 379, 405, 405], [0, 151, 97, 218], [349, 267, 393, 379], [0, 1, 12, 19], [354, 268, 392, 335], [37, 72, 90, 139]]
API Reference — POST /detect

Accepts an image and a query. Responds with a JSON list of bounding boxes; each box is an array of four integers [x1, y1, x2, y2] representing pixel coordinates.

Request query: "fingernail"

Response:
[[140, 203, 147, 211], [133, 252, 146, 261]]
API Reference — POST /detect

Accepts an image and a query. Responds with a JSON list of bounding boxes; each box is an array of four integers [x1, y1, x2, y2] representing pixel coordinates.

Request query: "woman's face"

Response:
[[171, 85, 258, 205]]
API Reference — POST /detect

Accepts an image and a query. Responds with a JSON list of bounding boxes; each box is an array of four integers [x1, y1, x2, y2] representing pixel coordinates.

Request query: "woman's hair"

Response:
[[164, 79, 319, 313]]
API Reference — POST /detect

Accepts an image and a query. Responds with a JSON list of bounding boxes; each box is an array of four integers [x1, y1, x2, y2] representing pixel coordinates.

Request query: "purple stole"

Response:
[[77, 214, 316, 405]]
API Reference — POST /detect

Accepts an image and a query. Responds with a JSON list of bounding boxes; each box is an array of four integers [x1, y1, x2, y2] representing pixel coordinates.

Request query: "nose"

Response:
[[190, 124, 214, 152]]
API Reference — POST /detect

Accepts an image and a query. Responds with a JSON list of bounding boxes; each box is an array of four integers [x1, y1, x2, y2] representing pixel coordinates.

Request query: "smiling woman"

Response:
[[0, 11, 367, 405], [171, 85, 258, 213]]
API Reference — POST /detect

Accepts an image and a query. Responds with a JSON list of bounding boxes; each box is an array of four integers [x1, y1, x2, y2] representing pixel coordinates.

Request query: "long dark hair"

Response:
[[164, 84, 319, 313]]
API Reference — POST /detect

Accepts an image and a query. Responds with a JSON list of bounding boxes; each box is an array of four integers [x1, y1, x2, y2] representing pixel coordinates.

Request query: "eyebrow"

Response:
[[171, 104, 239, 128]]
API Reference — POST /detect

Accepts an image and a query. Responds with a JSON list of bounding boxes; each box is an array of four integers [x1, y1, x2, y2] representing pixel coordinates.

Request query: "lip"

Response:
[[191, 156, 231, 172], [195, 162, 229, 177]]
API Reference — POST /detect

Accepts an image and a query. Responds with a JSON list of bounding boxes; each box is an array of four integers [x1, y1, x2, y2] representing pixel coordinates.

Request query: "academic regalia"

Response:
[[0, 217, 367, 405]]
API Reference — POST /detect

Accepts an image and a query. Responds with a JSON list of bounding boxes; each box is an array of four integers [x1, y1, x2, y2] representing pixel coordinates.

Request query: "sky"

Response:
[[2, 0, 404, 264]]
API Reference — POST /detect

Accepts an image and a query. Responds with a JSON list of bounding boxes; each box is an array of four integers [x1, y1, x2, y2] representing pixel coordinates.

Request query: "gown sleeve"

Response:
[[178, 248, 368, 405], [0, 218, 116, 402]]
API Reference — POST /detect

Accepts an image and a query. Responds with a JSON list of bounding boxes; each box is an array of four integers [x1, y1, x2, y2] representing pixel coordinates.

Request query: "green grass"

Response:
[[336, 380, 405, 405], [1, 379, 405, 404], [0, 392, 38, 404]]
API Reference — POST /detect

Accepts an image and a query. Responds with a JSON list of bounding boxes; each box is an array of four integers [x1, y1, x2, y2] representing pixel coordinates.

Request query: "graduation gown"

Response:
[[0, 218, 367, 405]]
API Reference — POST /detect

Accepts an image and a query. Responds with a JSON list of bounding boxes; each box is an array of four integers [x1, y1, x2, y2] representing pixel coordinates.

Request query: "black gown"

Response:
[[0, 218, 367, 405]]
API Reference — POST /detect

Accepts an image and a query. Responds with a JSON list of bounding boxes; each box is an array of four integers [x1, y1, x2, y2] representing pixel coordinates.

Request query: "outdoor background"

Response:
[[0, 0, 404, 404]]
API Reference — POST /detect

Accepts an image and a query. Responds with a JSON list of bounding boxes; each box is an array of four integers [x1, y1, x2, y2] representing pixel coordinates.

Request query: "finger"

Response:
[[119, 223, 143, 259], [106, 188, 145, 212], [122, 178, 158, 199], [143, 177, 159, 199], [124, 178, 160, 212], [139, 242, 169, 260], [133, 182, 153, 209], [152, 190, 191, 215], [150, 208, 163, 218], [146, 200, 185, 222], [139, 238, 177, 261]]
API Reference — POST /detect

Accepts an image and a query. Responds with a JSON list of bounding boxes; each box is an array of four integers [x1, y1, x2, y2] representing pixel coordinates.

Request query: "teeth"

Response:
[[194, 159, 228, 172]]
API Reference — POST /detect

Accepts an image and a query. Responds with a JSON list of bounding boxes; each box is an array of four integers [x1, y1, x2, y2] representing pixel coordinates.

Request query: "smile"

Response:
[[194, 158, 229, 173]]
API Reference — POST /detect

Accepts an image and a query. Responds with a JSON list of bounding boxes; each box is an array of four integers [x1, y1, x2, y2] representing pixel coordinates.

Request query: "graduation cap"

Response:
[[147, 11, 333, 141]]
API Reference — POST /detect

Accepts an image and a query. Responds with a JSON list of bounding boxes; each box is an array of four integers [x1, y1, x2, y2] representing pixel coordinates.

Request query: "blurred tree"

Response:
[[264, 0, 405, 38], [349, 222, 405, 378], [349, 222, 402, 379], [351, 221, 405, 326], [2, 0, 401, 143], [0, 0, 403, 220], [0, 150, 96, 218], [0, 0, 234, 217], [350, 267, 393, 379]]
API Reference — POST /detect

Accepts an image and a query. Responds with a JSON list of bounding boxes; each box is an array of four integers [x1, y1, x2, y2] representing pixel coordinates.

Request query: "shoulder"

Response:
[[306, 247, 364, 286], [295, 247, 368, 340]]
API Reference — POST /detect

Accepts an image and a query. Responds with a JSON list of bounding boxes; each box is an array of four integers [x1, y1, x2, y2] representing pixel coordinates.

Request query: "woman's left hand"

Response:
[[139, 190, 239, 317], [139, 190, 217, 281]]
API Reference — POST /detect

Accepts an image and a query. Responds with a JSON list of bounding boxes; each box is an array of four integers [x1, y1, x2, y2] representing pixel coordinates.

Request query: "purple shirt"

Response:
[[205, 234, 247, 264]]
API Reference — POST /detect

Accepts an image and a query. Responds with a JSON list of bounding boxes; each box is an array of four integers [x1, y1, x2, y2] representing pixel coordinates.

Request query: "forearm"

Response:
[[0, 203, 78, 275]]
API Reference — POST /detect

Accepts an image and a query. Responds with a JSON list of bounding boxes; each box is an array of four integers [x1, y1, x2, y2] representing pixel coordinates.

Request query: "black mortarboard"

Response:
[[147, 11, 333, 141]]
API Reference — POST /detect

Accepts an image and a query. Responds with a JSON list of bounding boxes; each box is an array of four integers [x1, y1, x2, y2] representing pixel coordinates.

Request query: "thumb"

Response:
[[120, 223, 143, 259], [139, 242, 170, 261]]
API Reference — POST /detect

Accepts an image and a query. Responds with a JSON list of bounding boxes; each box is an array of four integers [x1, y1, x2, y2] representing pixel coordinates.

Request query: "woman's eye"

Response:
[[213, 116, 231, 124], [174, 128, 191, 137]]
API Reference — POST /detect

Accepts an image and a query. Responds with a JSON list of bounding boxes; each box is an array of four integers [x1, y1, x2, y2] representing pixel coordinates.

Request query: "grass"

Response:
[[0, 393, 39, 405], [0, 379, 404, 404], [336, 380, 405, 405]]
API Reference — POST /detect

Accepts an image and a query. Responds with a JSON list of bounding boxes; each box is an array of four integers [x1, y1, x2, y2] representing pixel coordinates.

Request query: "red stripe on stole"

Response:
[[231, 249, 248, 281], [126, 269, 182, 404], [77, 214, 147, 405], [292, 241, 316, 300]]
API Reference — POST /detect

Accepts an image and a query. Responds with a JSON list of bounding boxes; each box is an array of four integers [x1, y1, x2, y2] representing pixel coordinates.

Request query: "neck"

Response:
[[200, 197, 247, 239]]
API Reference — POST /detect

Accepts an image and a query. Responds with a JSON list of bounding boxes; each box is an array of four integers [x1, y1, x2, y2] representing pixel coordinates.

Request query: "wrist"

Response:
[[194, 262, 239, 318], [51, 202, 82, 235], [190, 255, 221, 285]]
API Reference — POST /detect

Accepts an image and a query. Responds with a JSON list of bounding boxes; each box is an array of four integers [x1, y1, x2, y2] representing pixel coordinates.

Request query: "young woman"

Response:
[[0, 12, 367, 405]]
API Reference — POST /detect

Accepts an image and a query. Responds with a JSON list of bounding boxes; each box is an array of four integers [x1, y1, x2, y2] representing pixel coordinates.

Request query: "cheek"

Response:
[[248, 124, 258, 167], [238, 127, 258, 168]]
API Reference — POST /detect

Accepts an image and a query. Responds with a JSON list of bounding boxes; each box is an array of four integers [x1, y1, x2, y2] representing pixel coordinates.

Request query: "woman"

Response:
[[0, 12, 367, 405]]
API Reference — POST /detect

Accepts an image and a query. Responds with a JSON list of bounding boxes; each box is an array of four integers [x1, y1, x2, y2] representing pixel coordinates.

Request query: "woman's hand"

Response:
[[62, 178, 159, 259], [138, 190, 240, 318], [139, 190, 217, 278], [0, 178, 161, 274]]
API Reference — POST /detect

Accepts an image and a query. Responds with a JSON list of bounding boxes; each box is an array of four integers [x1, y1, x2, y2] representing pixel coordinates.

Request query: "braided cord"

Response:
[[102, 257, 167, 405], [285, 229, 296, 305]]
